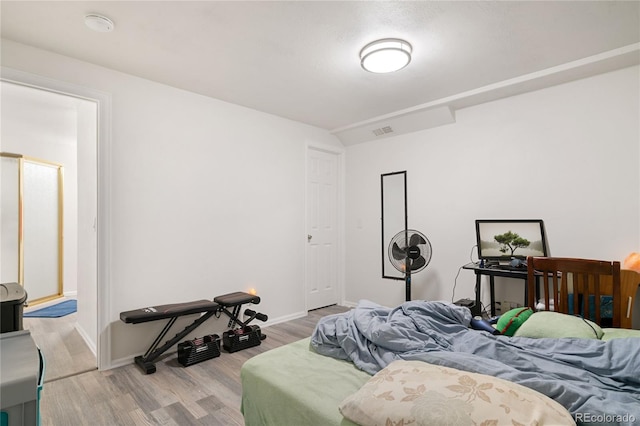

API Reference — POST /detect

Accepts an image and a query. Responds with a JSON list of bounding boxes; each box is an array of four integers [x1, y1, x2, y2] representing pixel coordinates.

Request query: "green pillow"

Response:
[[514, 311, 603, 339], [496, 307, 533, 336]]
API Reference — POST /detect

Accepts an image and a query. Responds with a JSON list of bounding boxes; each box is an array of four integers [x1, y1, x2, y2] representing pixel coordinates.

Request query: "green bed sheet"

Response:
[[240, 337, 371, 426], [601, 327, 640, 340]]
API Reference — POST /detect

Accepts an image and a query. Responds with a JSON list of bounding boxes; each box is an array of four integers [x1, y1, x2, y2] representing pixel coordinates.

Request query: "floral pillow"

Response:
[[339, 360, 575, 426]]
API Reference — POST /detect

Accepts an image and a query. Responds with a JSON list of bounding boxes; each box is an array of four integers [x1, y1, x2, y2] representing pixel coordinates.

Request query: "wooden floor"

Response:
[[35, 305, 349, 426], [24, 311, 97, 383]]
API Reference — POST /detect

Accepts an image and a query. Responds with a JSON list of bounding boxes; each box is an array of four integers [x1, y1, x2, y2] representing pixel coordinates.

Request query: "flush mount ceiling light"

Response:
[[360, 38, 412, 73], [85, 14, 115, 32]]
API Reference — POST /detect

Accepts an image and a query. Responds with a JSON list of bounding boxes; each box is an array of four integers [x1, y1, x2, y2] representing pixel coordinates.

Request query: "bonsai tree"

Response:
[[494, 231, 530, 256]]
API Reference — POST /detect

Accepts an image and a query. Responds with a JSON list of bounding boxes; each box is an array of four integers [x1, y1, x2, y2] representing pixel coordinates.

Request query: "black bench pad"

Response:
[[214, 291, 260, 307], [120, 300, 219, 324]]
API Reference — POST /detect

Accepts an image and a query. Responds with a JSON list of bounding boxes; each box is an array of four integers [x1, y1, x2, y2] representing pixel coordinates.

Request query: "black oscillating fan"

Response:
[[389, 229, 432, 301]]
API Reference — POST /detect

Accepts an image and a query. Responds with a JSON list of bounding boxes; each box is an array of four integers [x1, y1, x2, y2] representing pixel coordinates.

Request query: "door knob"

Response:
[[307, 234, 312, 242]]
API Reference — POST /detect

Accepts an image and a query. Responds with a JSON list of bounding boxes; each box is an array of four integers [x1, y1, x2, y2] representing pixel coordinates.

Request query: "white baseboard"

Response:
[[24, 295, 70, 311], [109, 356, 135, 370], [63, 290, 78, 298], [341, 299, 358, 308], [74, 323, 97, 357], [262, 310, 307, 328]]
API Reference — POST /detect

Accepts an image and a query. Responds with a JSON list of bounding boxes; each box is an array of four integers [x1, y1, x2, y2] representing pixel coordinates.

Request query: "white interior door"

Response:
[[306, 147, 339, 310]]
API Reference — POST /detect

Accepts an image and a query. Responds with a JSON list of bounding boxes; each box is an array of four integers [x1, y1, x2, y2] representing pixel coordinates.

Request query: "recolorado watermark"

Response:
[[574, 413, 636, 424]]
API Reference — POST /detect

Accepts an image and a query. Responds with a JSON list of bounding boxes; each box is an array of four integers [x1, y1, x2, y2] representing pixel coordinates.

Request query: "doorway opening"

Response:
[[1, 75, 103, 375]]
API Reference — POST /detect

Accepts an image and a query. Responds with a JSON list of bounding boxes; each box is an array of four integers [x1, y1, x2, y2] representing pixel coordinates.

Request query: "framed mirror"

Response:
[[381, 171, 407, 279]]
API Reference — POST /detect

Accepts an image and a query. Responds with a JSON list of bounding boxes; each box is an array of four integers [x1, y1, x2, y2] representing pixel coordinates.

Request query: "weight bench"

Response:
[[215, 292, 268, 352], [215, 291, 267, 328], [120, 291, 266, 374]]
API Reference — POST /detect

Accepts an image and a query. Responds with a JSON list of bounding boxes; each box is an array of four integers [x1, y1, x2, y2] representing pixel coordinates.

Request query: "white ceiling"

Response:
[[2, 1, 639, 144]]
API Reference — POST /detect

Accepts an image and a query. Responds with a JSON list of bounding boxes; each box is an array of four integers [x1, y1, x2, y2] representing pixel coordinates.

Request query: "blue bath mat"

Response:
[[24, 299, 77, 318]]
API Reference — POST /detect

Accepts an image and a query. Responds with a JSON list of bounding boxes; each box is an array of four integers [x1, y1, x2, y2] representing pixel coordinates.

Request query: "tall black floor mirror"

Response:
[[381, 171, 432, 301], [381, 171, 407, 281]]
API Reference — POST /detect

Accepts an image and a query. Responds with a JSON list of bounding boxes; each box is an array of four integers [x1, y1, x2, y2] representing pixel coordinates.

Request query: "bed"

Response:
[[241, 300, 640, 426], [241, 258, 640, 425], [240, 337, 369, 426]]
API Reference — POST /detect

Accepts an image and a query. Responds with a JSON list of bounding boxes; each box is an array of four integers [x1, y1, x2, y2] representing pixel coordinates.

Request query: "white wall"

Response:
[[345, 66, 640, 309], [1, 39, 343, 367]]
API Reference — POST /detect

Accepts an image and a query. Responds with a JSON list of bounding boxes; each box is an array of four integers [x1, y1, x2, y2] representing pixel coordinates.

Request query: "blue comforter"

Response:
[[311, 300, 640, 425]]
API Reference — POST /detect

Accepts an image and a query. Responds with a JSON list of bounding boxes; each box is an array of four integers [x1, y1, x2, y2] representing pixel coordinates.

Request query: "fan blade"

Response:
[[409, 233, 427, 247], [410, 256, 426, 271], [391, 242, 407, 260]]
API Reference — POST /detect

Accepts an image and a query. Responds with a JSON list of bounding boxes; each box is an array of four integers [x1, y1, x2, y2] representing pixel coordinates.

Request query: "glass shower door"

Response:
[[1, 153, 63, 304]]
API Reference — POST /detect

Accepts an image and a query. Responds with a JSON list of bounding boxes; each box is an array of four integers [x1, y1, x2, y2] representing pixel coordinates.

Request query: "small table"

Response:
[[462, 263, 539, 317]]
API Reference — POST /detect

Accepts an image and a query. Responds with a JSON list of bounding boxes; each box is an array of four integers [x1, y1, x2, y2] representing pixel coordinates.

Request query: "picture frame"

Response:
[[475, 219, 548, 261]]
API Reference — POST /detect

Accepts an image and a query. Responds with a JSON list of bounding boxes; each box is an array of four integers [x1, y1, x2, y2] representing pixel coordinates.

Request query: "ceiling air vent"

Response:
[[372, 126, 394, 137]]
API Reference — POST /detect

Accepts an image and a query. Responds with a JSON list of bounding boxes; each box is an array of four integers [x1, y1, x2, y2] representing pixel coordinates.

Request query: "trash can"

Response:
[[0, 283, 27, 334]]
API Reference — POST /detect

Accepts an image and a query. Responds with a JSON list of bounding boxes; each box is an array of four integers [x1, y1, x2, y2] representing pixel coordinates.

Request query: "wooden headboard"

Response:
[[603, 269, 640, 329]]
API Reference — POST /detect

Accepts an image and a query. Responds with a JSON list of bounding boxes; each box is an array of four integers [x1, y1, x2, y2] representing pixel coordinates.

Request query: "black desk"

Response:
[[462, 263, 538, 317]]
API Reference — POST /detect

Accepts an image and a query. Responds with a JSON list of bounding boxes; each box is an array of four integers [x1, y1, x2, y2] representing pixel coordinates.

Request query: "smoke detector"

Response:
[[85, 14, 115, 33]]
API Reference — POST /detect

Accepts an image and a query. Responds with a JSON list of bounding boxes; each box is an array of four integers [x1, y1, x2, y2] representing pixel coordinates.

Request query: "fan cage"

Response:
[[388, 229, 432, 274]]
